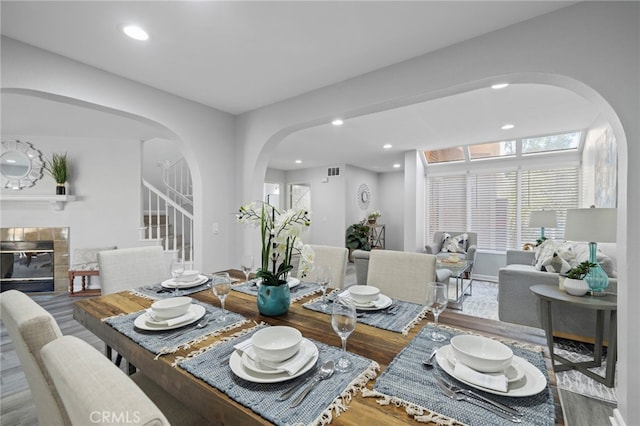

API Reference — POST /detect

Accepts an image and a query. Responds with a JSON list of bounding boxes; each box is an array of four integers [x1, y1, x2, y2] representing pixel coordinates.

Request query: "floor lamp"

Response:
[[529, 210, 557, 242], [564, 207, 617, 295]]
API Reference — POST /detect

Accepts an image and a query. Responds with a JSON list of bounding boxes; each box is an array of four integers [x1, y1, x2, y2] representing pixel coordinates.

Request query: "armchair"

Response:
[[425, 231, 478, 266]]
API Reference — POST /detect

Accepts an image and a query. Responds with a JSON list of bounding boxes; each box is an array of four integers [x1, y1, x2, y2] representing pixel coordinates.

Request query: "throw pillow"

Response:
[[439, 233, 452, 253], [441, 233, 468, 253]]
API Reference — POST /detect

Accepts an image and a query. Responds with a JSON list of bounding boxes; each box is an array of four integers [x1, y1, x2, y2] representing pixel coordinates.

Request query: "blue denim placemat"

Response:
[[179, 326, 379, 426], [368, 324, 555, 425], [104, 301, 248, 356], [303, 293, 428, 335], [232, 280, 323, 302]]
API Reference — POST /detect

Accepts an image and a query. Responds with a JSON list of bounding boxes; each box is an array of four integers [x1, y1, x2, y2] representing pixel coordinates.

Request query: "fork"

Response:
[[435, 376, 522, 417], [436, 380, 522, 423]]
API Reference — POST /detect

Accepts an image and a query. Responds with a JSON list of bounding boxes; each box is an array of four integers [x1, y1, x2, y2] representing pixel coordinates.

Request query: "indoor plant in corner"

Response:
[[346, 220, 371, 262], [563, 260, 597, 296], [237, 201, 313, 316], [44, 152, 69, 195]]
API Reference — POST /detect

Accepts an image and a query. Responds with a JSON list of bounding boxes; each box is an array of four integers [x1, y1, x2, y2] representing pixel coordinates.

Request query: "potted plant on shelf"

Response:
[[367, 210, 381, 224], [237, 201, 314, 316], [44, 152, 69, 195], [563, 260, 597, 296], [346, 220, 371, 262]]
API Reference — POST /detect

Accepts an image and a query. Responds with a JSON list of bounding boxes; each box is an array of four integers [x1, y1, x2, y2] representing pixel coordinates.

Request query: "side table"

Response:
[[68, 270, 101, 297], [530, 284, 617, 387]]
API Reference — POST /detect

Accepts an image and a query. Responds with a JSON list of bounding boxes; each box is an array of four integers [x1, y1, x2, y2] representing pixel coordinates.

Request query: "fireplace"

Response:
[[1, 241, 55, 292], [0, 227, 70, 294]]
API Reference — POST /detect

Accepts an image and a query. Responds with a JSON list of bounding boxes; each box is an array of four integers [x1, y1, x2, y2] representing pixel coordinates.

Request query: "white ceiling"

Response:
[[1, 1, 601, 172]]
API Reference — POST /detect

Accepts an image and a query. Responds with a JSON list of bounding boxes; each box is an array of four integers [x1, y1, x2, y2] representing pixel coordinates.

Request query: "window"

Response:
[[468, 141, 516, 160], [427, 167, 579, 251], [522, 132, 581, 154]]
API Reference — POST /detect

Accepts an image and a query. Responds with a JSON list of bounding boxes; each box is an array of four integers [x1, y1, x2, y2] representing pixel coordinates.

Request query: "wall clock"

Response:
[[357, 183, 370, 210]]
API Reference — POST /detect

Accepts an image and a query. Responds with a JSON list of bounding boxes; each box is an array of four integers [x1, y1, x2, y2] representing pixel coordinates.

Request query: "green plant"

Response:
[[346, 221, 371, 251], [44, 153, 69, 184], [566, 260, 597, 280]]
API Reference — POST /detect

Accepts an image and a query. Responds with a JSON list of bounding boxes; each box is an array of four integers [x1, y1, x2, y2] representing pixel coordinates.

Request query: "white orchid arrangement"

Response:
[[237, 201, 314, 286], [368, 210, 381, 220]]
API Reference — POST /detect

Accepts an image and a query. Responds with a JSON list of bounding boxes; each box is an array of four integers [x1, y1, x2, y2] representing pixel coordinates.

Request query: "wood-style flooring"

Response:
[[1, 277, 616, 426]]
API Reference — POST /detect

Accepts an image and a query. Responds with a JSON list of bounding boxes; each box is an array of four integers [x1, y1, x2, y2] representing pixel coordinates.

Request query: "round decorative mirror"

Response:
[[1, 140, 44, 190], [357, 183, 371, 210]]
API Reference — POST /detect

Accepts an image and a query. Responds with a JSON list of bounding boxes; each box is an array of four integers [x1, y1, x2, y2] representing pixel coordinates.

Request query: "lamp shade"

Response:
[[529, 210, 557, 228], [564, 208, 617, 243]]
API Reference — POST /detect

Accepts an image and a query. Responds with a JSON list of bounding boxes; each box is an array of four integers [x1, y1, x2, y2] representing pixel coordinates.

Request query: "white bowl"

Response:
[[174, 270, 200, 282], [251, 326, 302, 362], [450, 335, 513, 373], [348, 285, 380, 304], [151, 296, 192, 319]]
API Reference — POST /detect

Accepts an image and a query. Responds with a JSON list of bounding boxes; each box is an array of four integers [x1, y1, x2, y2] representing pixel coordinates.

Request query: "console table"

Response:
[[530, 284, 617, 387]]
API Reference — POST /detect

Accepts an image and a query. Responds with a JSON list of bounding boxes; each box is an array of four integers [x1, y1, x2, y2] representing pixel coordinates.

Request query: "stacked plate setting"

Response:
[[135, 296, 205, 331], [161, 271, 209, 289], [435, 335, 548, 397], [229, 326, 319, 383], [347, 285, 393, 310]]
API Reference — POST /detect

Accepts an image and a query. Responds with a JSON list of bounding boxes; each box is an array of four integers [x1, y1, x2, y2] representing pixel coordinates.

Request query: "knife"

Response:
[[276, 365, 318, 401]]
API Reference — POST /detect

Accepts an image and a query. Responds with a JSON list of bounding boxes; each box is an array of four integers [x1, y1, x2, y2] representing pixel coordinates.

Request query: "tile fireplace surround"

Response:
[[1, 227, 69, 294]]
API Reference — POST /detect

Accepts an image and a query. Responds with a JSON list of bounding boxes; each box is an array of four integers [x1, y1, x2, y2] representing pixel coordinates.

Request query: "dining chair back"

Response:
[[41, 335, 210, 426], [367, 250, 438, 304], [0, 290, 68, 426], [98, 245, 169, 295], [298, 244, 348, 288]]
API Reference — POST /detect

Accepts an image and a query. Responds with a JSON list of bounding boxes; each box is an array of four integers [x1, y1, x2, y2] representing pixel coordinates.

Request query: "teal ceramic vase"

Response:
[[257, 281, 290, 316]]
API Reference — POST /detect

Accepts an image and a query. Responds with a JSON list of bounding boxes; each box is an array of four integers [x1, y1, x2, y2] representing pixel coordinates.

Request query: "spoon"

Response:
[[423, 347, 438, 367], [289, 360, 335, 407], [195, 313, 211, 329]]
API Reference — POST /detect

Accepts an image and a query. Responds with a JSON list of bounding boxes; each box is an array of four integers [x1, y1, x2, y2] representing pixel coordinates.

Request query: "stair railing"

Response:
[[160, 158, 193, 210], [141, 179, 194, 266]]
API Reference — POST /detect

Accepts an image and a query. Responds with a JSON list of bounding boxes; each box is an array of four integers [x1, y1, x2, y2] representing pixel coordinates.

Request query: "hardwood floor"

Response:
[[1, 273, 616, 425]]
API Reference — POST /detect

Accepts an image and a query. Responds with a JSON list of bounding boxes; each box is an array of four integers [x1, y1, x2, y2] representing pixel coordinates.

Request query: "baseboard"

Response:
[[472, 274, 497, 283]]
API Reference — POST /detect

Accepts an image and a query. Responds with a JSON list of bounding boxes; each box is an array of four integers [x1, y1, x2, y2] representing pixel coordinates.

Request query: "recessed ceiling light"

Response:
[[295, 160, 302, 164], [393, 163, 401, 168], [122, 25, 149, 41], [383, 144, 393, 149], [491, 83, 509, 90], [331, 119, 344, 126], [501, 124, 515, 130]]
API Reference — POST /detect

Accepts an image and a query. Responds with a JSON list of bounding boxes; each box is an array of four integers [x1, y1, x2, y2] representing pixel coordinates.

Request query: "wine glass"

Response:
[[211, 272, 231, 321], [169, 258, 185, 296], [240, 254, 254, 283], [425, 282, 448, 342], [316, 265, 332, 309], [331, 295, 357, 372]]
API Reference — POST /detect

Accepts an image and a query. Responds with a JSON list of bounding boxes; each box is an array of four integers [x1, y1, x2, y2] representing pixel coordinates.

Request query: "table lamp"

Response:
[[529, 210, 557, 241], [564, 207, 617, 295]]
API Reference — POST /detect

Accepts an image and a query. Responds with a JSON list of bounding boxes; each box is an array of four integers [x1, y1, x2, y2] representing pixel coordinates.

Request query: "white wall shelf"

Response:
[[1, 194, 77, 211]]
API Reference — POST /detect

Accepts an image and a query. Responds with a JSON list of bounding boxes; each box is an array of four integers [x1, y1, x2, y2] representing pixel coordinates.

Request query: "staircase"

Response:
[[141, 178, 194, 266]]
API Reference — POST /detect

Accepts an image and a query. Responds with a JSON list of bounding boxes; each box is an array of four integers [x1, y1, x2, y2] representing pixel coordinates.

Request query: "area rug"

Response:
[[460, 280, 617, 404]]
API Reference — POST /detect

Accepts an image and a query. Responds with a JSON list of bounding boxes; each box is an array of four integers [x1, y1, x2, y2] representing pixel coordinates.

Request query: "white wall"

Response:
[[345, 165, 378, 224], [1, 135, 145, 252], [236, 3, 638, 421], [143, 138, 182, 192], [285, 166, 345, 247], [2, 37, 237, 274], [378, 171, 404, 251]]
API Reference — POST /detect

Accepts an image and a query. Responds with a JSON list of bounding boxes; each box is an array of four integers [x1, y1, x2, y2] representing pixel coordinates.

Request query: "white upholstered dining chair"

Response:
[[366, 250, 439, 304], [97, 245, 170, 371], [97, 245, 170, 295], [41, 335, 210, 426], [297, 244, 349, 288], [0, 290, 68, 425]]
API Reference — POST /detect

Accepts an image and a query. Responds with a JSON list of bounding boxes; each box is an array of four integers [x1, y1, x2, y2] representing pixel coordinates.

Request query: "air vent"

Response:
[[327, 167, 340, 176]]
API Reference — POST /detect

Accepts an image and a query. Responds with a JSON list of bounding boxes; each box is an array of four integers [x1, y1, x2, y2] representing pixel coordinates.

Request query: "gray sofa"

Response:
[[352, 250, 452, 286], [498, 246, 617, 342]]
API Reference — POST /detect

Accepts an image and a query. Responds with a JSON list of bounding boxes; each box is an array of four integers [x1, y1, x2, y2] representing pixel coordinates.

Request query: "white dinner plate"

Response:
[[229, 339, 318, 383], [161, 275, 209, 289], [446, 349, 525, 383], [436, 345, 547, 397], [353, 294, 393, 311], [134, 304, 205, 331], [241, 338, 318, 375]]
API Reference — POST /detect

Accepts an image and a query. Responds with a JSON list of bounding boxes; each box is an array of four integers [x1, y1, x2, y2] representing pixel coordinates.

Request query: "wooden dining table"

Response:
[[72, 270, 563, 425]]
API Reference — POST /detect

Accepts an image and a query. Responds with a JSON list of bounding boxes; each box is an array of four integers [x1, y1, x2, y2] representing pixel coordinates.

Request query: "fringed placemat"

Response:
[[178, 325, 379, 425], [364, 324, 555, 425], [103, 301, 249, 357]]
